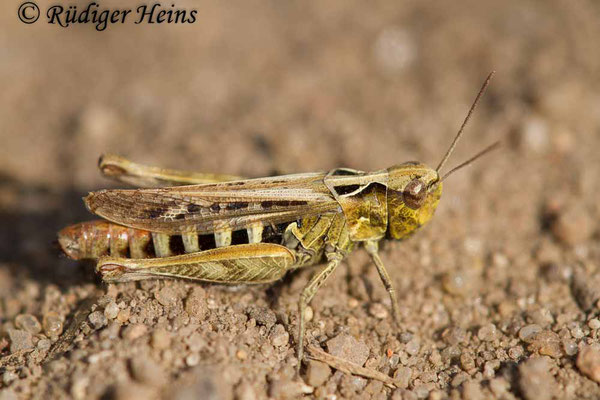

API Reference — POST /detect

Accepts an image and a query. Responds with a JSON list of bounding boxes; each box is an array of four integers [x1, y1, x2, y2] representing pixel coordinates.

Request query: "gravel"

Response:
[[518, 357, 557, 400], [577, 345, 600, 383], [14, 314, 42, 335], [42, 312, 63, 337], [304, 360, 331, 387], [88, 311, 108, 330], [104, 302, 120, 320], [268, 324, 289, 347], [326, 334, 370, 366], [7, 329, 33, 353]]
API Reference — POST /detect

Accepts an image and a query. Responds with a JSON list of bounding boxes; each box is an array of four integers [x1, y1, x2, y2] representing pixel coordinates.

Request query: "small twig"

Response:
[[306, 345, 397, 388], [44, 295, 98, 363]]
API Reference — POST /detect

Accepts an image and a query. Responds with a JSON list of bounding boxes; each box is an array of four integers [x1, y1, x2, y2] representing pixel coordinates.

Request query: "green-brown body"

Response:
[[59, 156, 443, 370]]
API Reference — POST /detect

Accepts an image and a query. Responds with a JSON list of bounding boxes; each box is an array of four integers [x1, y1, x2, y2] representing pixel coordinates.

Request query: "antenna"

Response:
[[436, 71, 495, 173], [440, 141, 500, 182]]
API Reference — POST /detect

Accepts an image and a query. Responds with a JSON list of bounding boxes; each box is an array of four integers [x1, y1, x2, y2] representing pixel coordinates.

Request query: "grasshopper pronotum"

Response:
[[59, 72, 498, 370]]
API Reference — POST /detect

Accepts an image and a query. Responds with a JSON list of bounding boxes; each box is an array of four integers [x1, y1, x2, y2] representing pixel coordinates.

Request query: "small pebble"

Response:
[[442, 270, 472, 296], [130, 356, 168, 387], [186, 353, 200, 367], [527, 330, 562, 358], [373, 27, 415, 73], [269, 324, 289, 347], [570, 323, 585, 339], [3, 370, 19, 386], [326, 334, 370, 366], [549, 203, 594, 246], [236, 349, 248, 360], [460, 353, 475, 372], [477, 323, 497, 341], [508, 346, 524, 360], [304, 306, 313, 323], [43, 313, 63, 337], [365, 380, 384, 395], [527, 308, 554, 327], [489, 377, 510, 397], [247, 306, 277, 329], [305, 360, 331, 387], [104, 302, 120, 320], [235, 381, 257, 400], [269, 379, 312, 399], [484, 360, 500, 378], [185, 332, 206, 352], [462, 381, 484, 400], [405, 338, 420, 356], [393, 366, 412, 389], [155, 286, 178, 307], [70, 375, 89, 400], [441, 345, 461, 363], [519, 324, 542, 342], [37, 338, 51, 351], [519, 357, 556, 400], [122, 324, 147, 341], [369, 303, 388, 319], [412, 384, 430, 399], [520, 115, 549, 154], [442, 326, 466, 345], [399, 332, 413, 343], [572, 269, 600, 311], [113, 382, 157, 400], [588, 318, 600, 330], [151, 329, 171, 350], [429, 350, 442, 366], [88, 311, 108, 330], [8, 329, 33, 353], [117, 309, 131, 324], [14, 314, 42, 335], [562, 339, 578, 356], [577, 345, 600, 383]]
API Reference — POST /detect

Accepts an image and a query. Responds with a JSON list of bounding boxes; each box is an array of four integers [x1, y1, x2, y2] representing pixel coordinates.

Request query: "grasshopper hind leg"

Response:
[[97, 243, 295, 284]]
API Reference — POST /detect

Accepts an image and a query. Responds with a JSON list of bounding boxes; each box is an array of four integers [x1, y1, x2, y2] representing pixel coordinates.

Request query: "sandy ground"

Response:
[[1, 0, 600, 399]]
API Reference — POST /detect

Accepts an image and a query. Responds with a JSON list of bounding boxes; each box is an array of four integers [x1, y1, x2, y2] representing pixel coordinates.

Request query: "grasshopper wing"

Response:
[[85, 173, 341, 234], [97, 243, 295, 283]]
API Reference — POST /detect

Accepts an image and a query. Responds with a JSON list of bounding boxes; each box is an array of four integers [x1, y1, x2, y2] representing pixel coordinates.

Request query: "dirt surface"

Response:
[[2, 1, 600, 399]]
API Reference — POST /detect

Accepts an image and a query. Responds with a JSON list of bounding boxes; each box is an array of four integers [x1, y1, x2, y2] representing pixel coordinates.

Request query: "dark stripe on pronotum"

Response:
[[333, 184, 361, 196]]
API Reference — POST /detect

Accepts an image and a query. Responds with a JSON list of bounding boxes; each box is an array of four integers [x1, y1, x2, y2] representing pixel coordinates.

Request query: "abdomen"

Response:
[[58, 220, 290, 260]]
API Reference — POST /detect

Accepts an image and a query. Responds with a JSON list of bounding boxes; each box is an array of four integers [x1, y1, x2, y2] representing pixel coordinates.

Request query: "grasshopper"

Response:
[[58, 72, 498, 370]]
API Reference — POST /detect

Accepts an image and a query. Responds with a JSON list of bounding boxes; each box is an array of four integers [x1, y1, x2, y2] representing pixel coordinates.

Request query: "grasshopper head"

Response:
[[386, 163, 442, 240], [383, 72, 499, 239]]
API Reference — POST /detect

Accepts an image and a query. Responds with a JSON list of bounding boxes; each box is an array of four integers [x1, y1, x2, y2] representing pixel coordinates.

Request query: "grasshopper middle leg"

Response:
[[297, 251, 343, 372]]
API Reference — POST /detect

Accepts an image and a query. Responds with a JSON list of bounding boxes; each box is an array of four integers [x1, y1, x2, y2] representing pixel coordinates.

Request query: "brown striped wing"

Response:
[[85, 172, 341, 235]]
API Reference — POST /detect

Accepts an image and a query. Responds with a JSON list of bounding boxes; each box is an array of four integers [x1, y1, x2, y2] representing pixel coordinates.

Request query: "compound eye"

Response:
[[403, 178, 426, 209]]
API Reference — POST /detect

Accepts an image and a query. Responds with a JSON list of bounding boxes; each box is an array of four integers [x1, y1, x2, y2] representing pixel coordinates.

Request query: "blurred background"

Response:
[[1, 0, 599, 399]]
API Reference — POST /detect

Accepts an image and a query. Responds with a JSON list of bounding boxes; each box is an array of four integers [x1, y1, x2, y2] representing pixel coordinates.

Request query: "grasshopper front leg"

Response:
[[365, 240, 400, 322], [297, 251, 343, 372]]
